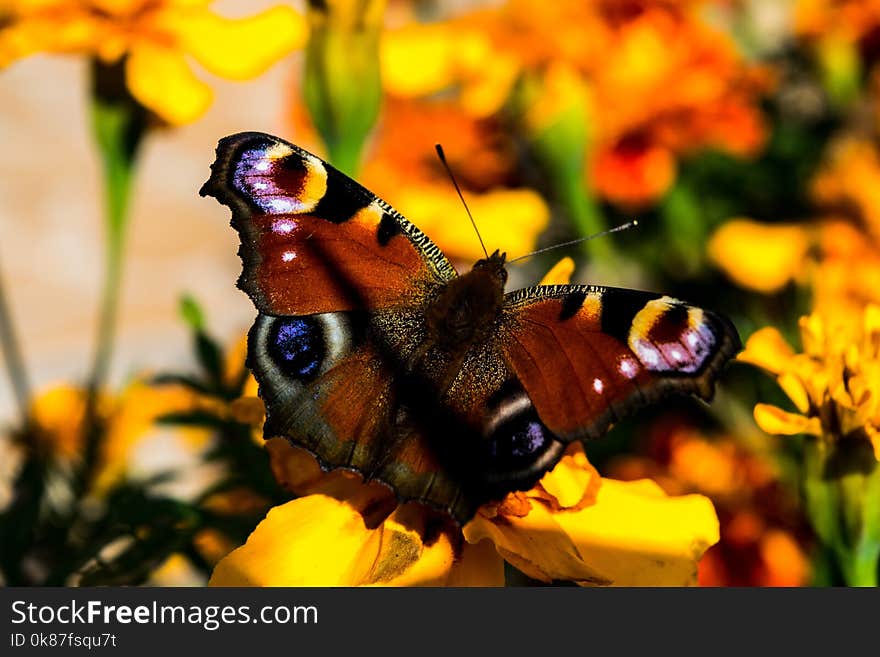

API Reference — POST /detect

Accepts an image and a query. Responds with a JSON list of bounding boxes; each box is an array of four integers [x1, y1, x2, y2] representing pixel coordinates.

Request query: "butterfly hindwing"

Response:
[[248, 309, 557, 523], [499, 285, 742, 442], [199, 132, 456, 315]]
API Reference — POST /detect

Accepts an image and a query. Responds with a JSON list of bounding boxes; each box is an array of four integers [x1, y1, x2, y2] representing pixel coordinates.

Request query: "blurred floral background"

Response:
[[1, 0, 878, 587]]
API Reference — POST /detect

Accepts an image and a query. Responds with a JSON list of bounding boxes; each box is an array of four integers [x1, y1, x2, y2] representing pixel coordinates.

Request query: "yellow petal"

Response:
[[533, 442, 600, 510], [390, 185, 550, 262], [776, 372, 812, 413], [708, 219, 810, 293], [753, 403, 821, 436], [539, 257, 576, 286], [552, 479, 720, 586], [176, 6, 306, 81], [738, 327, 796, 374], [126, 43, 212, 125], [209, 496, 382, 586], [463, 502, 611, 585]]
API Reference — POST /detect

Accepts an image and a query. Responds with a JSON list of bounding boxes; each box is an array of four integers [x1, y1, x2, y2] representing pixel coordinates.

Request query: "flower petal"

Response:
[[539, 257, 576, 286], [463, 502, 611, 585], [532, 442, 600, 510], [176, 7, 306, 81], [708, 219, 810, 293], [208, 495, 382, 586], [552, 479, 720, 586], [389, 184, 550, 262], [265, 438, 396, 524], [777, 372, 812, 414], [126, 43, 212, 125], [753, 403, 821, 436], [738, 327, 796, 374]]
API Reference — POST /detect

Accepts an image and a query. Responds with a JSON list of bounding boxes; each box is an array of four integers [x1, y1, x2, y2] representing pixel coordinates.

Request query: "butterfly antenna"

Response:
[[435, 144, 489, 259], [507, 220, 639, 265]]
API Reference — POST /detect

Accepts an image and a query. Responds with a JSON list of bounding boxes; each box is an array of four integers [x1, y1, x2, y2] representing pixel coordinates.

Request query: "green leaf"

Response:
[[179, 294, 206, 331]]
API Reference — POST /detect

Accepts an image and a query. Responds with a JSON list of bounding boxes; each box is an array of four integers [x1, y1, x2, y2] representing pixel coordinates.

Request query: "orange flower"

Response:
[[812, 220, 880, 321], [795, 0, 880, 43], [812, 138, 880, 244], [381, 0, 768, 206]]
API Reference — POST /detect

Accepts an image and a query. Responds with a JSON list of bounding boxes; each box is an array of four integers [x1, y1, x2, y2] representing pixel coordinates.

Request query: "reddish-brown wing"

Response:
[[200, 132, 457, 315], [499, 285, 741, 441], [247, 310, 508, 524]]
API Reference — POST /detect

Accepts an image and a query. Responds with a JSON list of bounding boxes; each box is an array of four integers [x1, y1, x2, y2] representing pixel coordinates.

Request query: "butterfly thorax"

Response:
[[425, 250, 508, 350]]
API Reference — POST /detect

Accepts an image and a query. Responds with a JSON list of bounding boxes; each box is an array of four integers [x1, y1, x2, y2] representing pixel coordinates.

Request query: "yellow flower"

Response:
[[27, 379, 210, 492], [740, 305, 880, 461], [209, 440, 719, 587], [0, 0, 306, 124], [708, 219, 812, 293]]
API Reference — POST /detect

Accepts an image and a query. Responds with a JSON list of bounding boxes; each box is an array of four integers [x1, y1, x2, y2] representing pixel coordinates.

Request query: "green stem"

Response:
[[839, 542, 879, 586], [0, 253, 32, 427], [80, 58, 147, 489]]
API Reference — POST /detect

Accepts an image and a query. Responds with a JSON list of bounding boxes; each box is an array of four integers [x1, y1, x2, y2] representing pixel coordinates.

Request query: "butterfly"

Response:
[[200, 132, 741, 525]]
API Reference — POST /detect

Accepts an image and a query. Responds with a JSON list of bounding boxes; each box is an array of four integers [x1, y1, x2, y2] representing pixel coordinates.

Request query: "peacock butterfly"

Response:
[[200, 132, 741, 525]]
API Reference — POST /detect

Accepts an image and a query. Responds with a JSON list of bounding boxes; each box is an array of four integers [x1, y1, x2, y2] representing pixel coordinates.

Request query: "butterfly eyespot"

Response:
[[488, 418, 551, 462], [483, 392, 557, 474], [268, 317, 325, 380]]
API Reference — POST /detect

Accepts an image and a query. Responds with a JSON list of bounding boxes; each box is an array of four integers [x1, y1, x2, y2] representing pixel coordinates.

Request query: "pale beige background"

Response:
[[0, 4, 303, 423]]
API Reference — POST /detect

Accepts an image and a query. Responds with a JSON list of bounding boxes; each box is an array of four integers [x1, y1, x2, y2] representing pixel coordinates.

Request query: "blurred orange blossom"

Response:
[[381, 0, 769, 205]]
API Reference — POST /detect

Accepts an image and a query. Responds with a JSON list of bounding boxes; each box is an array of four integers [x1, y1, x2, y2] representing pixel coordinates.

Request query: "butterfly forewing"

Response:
[[200, 132, 457, 315]]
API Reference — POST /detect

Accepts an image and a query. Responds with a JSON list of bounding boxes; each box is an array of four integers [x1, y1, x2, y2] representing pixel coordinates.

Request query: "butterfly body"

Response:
[[201, 132, 741, 524]]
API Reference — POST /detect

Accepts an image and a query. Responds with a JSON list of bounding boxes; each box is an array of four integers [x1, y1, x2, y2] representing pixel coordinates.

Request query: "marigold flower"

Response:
[[0, 0, 306, 124], [740, 305, 880, 461], [209, 439, 719, 587]]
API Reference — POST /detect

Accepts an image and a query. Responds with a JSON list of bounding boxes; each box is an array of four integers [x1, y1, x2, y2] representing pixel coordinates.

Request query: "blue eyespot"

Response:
[[487, 413, 551, 466], [268, 317, 324, 380]]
